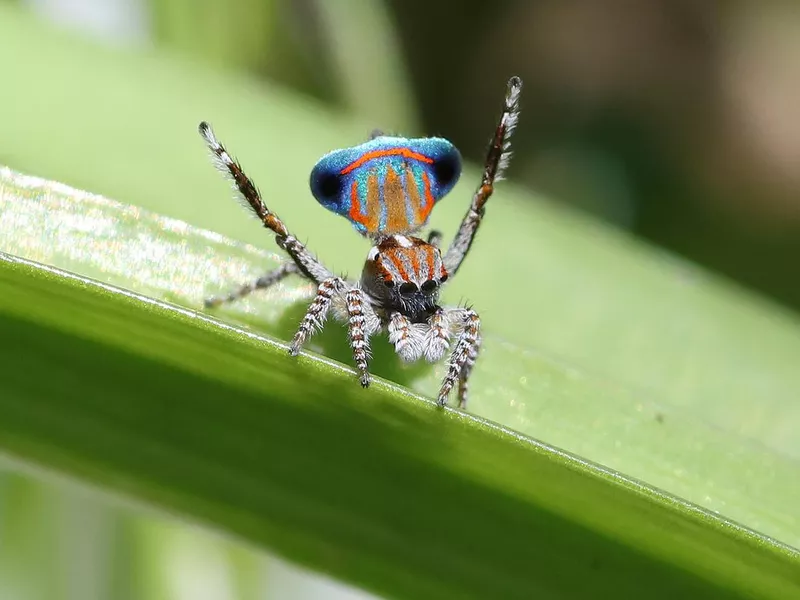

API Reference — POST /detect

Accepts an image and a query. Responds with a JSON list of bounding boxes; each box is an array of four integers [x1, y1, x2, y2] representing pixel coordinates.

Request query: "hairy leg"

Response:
[[443, 77, 522, 276], [289, 280, 379, 388], [457, 334, 482, 409], [199, 122, 333, 283], [345, 289, 375, 387], [290, 277, 345, 355], [437, 308, 481, 407], [204, 262, 300, 308]]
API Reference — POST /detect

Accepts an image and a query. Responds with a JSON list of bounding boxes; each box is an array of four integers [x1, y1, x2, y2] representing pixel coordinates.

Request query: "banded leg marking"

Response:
[[345, 289, 372, 387], [199, 121, 333, 283], [204, 262, 300, 308], [457, 334, 482, 409], [437, 309, 481, 407], [289, 277, 344, 355], [443, 77, 522, 276]]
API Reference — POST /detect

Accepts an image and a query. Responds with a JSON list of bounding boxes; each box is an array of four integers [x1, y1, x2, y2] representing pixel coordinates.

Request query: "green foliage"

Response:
[[0, 230, 796, 599], [148, 0, 277, 72], [0, 4, 799, 599]]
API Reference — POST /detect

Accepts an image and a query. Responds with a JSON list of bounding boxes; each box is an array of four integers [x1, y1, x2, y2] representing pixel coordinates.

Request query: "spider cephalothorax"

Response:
[[362, 234, 447, 322], [200, 76, 521, 408]]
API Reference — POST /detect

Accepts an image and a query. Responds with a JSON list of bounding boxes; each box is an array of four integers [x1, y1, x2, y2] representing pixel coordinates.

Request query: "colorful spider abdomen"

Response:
[[361, 234, 448, 322], [309, 136, 462, 237]]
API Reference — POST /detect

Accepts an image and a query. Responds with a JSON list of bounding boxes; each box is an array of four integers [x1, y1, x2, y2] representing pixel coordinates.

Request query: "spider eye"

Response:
[[432, 150, 462, 188], [384, 280, 395, 289], [420, 280, 438, 293], [399, 282, 418, 295]]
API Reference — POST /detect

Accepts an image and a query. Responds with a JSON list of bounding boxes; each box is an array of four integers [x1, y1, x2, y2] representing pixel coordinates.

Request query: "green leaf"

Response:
[[2, 171, 799, 599], [0, 4, 799, 599]]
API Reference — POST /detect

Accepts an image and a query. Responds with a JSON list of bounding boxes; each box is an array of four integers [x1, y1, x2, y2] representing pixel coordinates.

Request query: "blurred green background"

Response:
[[2, 0, 800, 599], [143, 0, 800, 310], [17, 0, 800, 314]]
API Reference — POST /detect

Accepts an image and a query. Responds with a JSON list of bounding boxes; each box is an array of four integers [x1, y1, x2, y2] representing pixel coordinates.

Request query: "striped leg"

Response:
[[199, 122, 333, 283], [437, 308, 481, 407], [443, 77, 522, 276], [205, 262, 300, 308], [457, 334, 482, 409], [345, 289, 373, 387], [290, 277, 344, 355]]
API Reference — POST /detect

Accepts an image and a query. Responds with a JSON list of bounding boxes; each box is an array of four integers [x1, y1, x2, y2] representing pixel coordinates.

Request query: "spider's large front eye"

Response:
[[420, 280, 438, 294], [398, 282, 418, 296], [309, 166, 343, 207]]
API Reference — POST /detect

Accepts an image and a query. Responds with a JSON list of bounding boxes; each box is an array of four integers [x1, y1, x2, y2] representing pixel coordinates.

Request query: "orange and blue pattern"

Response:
[[309, 135, 462, 237]]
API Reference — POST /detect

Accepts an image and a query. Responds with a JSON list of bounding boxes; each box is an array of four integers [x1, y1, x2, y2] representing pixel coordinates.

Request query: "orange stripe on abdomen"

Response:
[[348, 180, 366, 225], [384, 167, 410, 233], [366, 173, 381, 232], [420, 171, 435, 222], [340, 148, 433, 175]]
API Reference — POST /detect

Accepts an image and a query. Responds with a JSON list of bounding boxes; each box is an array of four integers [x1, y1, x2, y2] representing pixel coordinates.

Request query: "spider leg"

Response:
[[456, 333, 482, 410], [345, 289, 376, 387], [426, 229, 443, 247], [443, 77, 522, 276], [204, 262, 301, 308], [289, 280, 378, 387], [290, 277, 344, 354], [199, 122, 333, 283], [437, 308, 481, 407]]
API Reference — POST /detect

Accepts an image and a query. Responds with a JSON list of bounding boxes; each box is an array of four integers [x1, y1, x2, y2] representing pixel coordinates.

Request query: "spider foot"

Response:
[[436, 385, 452, 408]]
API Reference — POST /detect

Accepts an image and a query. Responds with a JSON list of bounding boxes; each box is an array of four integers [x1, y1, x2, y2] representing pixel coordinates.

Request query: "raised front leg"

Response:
[[443, 77, 522, 276], [437, 308, 481, 407], [199, 122, 333, 283], [204, 262, 301, 308]]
